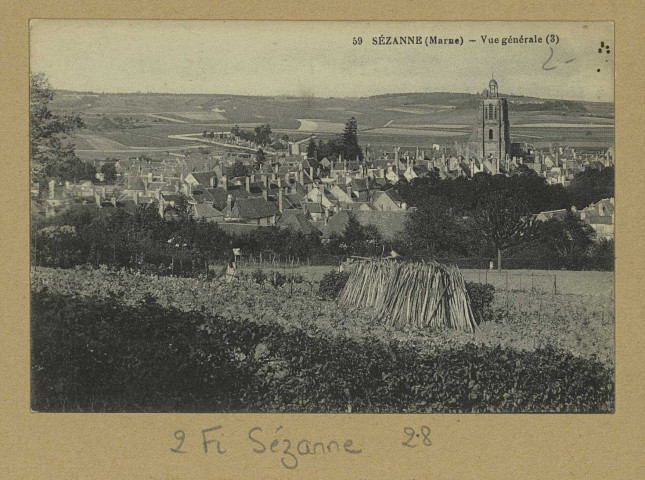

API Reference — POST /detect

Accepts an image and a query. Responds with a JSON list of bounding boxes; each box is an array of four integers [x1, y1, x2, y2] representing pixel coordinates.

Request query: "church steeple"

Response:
[[488, 77, 498, 97]]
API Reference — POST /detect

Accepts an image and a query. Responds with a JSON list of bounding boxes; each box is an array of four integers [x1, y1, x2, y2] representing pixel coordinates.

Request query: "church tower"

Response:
[[477, 77, 510, 173]]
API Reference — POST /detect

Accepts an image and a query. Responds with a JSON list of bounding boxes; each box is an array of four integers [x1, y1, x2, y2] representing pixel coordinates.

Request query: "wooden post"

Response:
[[531, 272, 534, 292], [554, 274, 557, 295]]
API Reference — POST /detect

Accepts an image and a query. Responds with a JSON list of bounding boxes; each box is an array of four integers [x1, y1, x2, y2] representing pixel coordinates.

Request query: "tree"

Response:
[[254, 124, 272, 146], [341, 117, 363, 161], [306, 138, 317, 159], [567, 167, 614, 209], [44, 157, 96, 183], [329, 213, 384, 257], [536, 212, 595, 259], [255, 148, 266, 165], [471, 191, 530, 271], [231, 160, 249, 178], [30, 73, 84, 189], [100, 162, 117, 183], [405, 196, 474, 257]]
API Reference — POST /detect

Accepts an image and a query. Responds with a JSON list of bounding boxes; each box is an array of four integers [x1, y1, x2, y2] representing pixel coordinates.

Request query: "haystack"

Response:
[[338, 260, 477, 332]]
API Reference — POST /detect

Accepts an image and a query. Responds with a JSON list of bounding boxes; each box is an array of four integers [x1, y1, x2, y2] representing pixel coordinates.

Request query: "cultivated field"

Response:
[[32, 266, 615, 367], [30, 266, 614, 412], [53, 90, 614, 159]]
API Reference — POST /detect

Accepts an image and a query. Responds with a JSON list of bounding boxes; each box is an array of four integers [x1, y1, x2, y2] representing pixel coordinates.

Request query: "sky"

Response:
[[30, 20, 614, 102]]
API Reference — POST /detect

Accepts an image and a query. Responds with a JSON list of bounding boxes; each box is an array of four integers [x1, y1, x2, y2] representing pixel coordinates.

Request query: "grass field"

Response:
[[236, 262, 614, 297]]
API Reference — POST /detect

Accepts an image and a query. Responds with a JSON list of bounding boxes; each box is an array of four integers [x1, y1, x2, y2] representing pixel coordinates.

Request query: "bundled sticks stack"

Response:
[[338, 260, 478, 332]]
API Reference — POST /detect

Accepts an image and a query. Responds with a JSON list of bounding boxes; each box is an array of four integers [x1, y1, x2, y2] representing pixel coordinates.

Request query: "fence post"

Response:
[[485, 269, 488, 285], [554, 274, 557, 295], [505, 271, 508, 291], [531, 272, 534, 292], [519, 274, 522, 291]]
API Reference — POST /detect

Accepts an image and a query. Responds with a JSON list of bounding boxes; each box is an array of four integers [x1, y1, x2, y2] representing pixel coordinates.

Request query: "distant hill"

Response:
[[51, 90, 614, 160]]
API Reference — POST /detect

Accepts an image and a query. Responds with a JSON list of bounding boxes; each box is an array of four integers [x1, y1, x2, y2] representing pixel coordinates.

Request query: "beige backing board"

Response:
[[1, 1, 643, 478]]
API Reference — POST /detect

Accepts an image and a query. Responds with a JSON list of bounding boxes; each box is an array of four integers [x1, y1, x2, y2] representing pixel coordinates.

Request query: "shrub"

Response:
[[250, 268, 267, 284], [269, 271, 286, 288], [465, 282, 495, 324], [318, 270, 350, 300]]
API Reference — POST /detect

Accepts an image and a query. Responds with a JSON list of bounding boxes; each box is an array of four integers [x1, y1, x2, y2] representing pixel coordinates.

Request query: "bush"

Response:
[[31, 290, 615, 413], [318, 270, 350, 300], [465, 282, 495, 324], [269, 271, 286, 287], [250, 268, 267, 284]]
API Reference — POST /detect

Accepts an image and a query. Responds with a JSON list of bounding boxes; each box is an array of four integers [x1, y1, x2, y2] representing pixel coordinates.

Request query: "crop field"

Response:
[[297, 119, 346, 133], [75, 133, 132, 151], [30, 266, 614, 412], [32, 266, 614, 366], [100, 130, 194, 148]]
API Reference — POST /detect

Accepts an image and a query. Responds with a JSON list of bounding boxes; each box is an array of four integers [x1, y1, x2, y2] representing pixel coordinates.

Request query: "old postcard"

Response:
[[29, 20, 614, 415], [5, 11, 640, 478]]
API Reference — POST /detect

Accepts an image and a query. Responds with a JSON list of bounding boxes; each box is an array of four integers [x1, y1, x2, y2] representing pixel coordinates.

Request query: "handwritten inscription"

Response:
[[170, 425, 432, 469]]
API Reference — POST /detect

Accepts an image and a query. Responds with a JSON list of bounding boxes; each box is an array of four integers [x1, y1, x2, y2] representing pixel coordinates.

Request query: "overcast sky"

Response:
[[30, 20, 614, 102]]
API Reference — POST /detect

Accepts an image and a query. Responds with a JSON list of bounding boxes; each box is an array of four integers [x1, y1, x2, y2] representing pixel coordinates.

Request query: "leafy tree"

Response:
[[256, 148, 266, 165], [231, 160, 249, 178], [254, 124, 272, 146], [471, 191, 530, 271], [44, 157, 96, 183], [100, 162, 117, 183], [405, 196, 474, 257], [536, 212, 595, 258], [30, 73, 84, 190], [568, 167, 614, 209], [327, 213, 384, 257]]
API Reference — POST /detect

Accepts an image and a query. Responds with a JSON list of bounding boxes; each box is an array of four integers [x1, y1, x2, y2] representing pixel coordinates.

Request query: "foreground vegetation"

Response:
[[31, 267, 614, 412]]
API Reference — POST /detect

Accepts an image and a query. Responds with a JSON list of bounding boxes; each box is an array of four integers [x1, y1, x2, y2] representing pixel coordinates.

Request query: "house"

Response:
[[534, 209, 568, 223], [301, 201, 326, 221], [579, 198, 615, 240], [276, 209, 321, 235], [192, 203, 225, 222], [349, 178, 370, 201], [229, 197, 279, 225], [371, 189, 406, 211], [184, 171, 218, 189], [330, 185, 354, 204], [304, 186, 336, 210]]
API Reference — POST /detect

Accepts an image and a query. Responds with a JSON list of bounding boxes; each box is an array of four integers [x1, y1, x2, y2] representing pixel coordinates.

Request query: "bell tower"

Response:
[[479, 77, 510, 172]]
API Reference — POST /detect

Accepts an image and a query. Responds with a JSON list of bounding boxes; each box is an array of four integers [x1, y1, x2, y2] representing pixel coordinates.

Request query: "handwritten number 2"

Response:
[[402, 427, 417, 447], [171, 430, 187, 453]]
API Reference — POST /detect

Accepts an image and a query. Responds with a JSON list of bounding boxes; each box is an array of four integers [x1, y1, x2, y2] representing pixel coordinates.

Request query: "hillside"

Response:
[[51, 91, 614, 159]]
